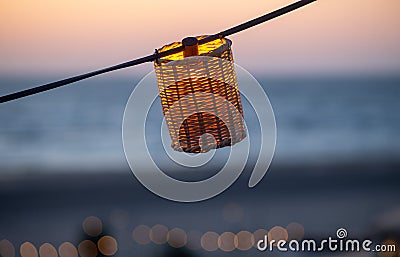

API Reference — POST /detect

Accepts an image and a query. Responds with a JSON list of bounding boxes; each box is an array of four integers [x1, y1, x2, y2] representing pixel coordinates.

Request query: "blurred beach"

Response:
[[1, 75, 399, 171], [0, 75, 399, 257]]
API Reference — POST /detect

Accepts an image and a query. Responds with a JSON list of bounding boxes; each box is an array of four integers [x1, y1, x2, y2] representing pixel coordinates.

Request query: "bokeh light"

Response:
[[97, 236, 118, 256], [77, 240, 97, 257], [0, 239, 15, 257], [222, 203, 244, 223], [218, 232, 237, 252], [58, 242, 78, 257], [132, 225, 151, 245], [39, 243, 57, 257], [167, 228, 187, 248], [268, 226, 288, 246], [82, 216, 103, 237], [286, 222, 305, 241], [200, 231, 219, 252], [252, 229, 268, 248], [20, 242, 38, 257], [149, 224, 168, 245], [236, 231, 254, 251], [186, 231, 202, 250]]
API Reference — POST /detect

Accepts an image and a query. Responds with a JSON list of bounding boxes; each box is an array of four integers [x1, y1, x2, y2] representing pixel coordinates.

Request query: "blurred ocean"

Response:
[[0, 74, 399, 173], [1, 74, 400, 257]]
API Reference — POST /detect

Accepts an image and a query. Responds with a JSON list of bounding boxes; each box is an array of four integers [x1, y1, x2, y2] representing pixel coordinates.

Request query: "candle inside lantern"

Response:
[[182, 37, 199, 58]]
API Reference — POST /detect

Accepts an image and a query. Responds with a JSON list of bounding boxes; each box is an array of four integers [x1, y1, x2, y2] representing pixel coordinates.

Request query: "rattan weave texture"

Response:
[[155, 36, 246, 153]]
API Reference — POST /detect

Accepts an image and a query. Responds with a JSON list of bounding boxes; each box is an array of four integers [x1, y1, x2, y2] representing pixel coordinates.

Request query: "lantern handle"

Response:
[[0, 0, 316, 103]]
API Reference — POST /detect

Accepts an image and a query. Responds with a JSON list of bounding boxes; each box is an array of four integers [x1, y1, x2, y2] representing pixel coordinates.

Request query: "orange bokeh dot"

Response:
[[78, 240, 97, 257], [200, 232, 219, 252], [167, 228, 187, 248], [268, 226, 288, 246], [0, 239, 15, 257], [150, 225, 168, 244], [58, 242, 77, 257], [286, 222, 305, 241], [39, 243, 57, 257], [97, 236, 118, 256], [236, 231, 254, 251], [20, 242, 38, 257], [82, 216, 103, 237], [253, 229, 268, 248], [218, 232, 237, 252], [132, 225, 151, 245]]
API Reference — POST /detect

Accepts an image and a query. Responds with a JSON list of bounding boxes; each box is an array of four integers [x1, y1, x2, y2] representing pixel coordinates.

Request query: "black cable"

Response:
[[199, 0, 317, 44], [0, 46, 184, 103], [0, 54, 154, 103], [0, 0, 316, 104]]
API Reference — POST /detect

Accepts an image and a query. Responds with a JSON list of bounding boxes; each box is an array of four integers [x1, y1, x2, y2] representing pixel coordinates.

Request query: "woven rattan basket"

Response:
[[154, 36, 246, 153]]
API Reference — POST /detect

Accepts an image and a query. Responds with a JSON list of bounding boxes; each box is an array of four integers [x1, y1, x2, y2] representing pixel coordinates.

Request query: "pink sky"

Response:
[[1, 0, 399, 76]]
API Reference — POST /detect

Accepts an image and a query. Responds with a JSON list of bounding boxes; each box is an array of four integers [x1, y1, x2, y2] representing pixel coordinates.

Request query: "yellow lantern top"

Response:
[[156, 36, 230, 63]]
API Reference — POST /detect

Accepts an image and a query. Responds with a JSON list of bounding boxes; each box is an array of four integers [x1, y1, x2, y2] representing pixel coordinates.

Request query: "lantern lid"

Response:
[[155, 35, 231, 64]]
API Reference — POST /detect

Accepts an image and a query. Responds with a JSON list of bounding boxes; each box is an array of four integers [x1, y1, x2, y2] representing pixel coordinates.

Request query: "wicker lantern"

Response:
[[154, 36, 246, 153]]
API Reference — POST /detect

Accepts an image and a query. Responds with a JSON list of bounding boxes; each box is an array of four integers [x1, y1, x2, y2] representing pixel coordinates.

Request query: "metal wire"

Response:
[[0, 0, 316, 103]]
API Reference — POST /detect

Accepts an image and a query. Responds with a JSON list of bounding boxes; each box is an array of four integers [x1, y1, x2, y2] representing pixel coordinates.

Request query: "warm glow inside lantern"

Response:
[[154, 36, 246, 153]]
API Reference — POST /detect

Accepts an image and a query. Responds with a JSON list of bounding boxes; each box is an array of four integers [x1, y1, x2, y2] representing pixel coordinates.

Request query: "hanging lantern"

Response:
[[154, 36, 246, 153]]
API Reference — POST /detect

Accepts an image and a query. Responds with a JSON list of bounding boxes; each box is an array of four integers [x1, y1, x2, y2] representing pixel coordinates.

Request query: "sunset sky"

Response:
[[0, 0, 399, 76]]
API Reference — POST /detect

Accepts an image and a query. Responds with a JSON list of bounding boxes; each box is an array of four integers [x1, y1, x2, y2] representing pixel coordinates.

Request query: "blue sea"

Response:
[[0, 74, 399, 173], [1, 74, 400, 257]]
